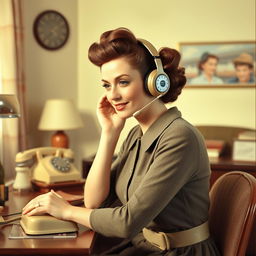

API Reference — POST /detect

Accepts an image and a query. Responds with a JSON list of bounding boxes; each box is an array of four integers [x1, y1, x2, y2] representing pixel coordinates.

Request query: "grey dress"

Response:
[[90, 107, 220, 256]]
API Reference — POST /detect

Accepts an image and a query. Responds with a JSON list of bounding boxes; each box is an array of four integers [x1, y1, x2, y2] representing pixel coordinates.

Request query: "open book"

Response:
[[205, 139, 226, 159]]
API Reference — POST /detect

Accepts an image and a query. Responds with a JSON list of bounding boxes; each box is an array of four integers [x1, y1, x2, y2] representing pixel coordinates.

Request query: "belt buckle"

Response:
[[158, 231, 171, 250], [143, 228, 171, 251]]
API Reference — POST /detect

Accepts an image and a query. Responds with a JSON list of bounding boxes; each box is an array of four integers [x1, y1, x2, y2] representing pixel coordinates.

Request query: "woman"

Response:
[[23, 28, 220, 256], [190, 52, 223, 85]]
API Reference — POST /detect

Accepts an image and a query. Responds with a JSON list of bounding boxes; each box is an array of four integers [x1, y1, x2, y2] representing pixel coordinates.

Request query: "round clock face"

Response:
[[155, 74, 170, 93], [33, 10, 69, 50]]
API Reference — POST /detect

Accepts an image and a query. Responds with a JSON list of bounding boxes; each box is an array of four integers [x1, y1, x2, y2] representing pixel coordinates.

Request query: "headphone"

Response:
[[138, 39, 170, 97]]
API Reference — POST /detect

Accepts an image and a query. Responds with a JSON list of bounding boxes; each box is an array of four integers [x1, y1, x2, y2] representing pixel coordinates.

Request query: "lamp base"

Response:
[[51, 131, 69, 148]]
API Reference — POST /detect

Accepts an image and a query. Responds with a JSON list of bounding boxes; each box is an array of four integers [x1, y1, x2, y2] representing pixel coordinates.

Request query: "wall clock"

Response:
[[33, 10, 69, 50]]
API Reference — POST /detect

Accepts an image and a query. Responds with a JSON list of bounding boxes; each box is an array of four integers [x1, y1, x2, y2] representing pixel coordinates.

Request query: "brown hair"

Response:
[[198, 52, 219, 72], [234, 62, 253, 69], [88, 28, 186, 103]]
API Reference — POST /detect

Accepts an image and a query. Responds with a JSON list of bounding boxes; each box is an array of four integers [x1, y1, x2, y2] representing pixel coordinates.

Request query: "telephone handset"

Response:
[[15, 147, 81, 184]]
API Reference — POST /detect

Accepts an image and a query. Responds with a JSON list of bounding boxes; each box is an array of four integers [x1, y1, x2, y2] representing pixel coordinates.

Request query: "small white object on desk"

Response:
[[13, 166, 32, 191], [233, 139, 256, 162]]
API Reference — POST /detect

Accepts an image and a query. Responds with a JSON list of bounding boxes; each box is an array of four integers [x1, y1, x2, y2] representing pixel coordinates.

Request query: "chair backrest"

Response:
[[209, 171, 256, 256]]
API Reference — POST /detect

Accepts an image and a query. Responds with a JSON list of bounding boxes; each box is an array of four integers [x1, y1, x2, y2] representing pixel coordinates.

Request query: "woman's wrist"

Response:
[[63, 205, 93, 229], [101, 129, 121, 142], [63, 204, 75, 221]]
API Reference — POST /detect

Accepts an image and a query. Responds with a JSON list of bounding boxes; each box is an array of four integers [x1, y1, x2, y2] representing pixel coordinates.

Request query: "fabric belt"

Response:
[[142, 221, 210, 251]]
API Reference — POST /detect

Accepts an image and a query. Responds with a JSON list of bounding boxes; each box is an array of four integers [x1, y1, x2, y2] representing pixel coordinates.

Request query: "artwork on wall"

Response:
[[179, 41, 256, 88]]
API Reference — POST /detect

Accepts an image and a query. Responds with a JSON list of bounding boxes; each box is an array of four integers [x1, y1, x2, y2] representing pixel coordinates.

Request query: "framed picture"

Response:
[[179, 41, 256, 88]]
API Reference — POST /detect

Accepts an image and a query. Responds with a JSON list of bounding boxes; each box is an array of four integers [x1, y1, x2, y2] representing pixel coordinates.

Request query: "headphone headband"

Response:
[[137, 38, 170, 97], [137, 38, 164, 73]]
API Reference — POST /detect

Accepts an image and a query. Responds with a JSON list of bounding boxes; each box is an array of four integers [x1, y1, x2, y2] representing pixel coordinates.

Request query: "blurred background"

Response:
[[1, 0, 255, 178]]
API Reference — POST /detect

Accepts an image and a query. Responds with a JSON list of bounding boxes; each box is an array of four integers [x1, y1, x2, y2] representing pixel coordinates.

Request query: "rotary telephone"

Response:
[[15, 147, 81, 184]]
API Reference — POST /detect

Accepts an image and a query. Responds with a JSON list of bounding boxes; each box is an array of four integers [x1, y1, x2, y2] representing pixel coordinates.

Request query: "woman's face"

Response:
[[201, 57, 218, 76], [101, 57, 152, 118]]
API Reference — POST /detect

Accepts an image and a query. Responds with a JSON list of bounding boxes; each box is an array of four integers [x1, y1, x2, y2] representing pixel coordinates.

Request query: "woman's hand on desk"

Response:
[[22, 190, 73, 220], [22, 190, 93, 229]]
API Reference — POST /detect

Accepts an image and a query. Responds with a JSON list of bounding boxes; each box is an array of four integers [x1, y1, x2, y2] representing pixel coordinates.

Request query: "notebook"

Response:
[[9, 224, 77, 239]]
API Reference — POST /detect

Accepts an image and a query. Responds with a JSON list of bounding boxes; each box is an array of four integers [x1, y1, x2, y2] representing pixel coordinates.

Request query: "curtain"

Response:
[[0, 0, 27, 182]]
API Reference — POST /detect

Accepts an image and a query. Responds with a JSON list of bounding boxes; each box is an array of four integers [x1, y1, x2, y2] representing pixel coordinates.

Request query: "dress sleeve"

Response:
[[90, 124, 203, 238]]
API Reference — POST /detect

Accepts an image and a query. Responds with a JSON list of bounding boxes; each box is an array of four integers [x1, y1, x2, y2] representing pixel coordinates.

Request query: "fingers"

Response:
[[51, 189, 63, 198], [98, 95, 112, 109], [22, 190, 68, 217], [22, 200, 44, 215], [22, 192, 51, 215], [25, 204, 46, 216], [22, 204, 34, 215], [99, 95, 109, 103], [98, 95, 107, 105]]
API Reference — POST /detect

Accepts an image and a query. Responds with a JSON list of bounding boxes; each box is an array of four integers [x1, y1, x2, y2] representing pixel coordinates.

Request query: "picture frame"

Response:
[[179, 41, 256, 88]]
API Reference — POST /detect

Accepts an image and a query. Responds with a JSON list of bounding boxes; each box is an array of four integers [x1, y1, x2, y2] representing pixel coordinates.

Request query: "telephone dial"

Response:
[[15, 147, 81, 185]]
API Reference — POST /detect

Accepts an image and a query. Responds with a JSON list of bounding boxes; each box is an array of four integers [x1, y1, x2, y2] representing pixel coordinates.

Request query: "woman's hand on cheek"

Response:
[[22, 190, 72, 220], [97, 95, 125, 133]]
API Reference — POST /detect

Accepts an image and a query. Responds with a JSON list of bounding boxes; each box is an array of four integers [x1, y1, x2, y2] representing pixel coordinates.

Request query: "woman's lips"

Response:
[[114, 102, 128, 111]]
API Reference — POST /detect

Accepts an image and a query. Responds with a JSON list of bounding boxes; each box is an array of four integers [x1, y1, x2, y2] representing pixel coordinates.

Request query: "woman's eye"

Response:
[[102, 83, 110, 89], [119, 80, 129, 86]]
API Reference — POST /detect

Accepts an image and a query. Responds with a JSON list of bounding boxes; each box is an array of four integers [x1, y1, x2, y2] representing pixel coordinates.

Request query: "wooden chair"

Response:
[[209, 171, 256, 256]]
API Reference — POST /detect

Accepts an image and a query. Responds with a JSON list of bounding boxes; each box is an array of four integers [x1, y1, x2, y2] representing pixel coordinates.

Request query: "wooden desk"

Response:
[[210, 157, 256, 187], [0, 188, 95, 256]]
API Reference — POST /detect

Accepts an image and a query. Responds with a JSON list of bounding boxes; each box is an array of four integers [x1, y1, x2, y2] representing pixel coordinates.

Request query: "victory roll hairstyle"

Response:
[[88, 28, 186, 103]]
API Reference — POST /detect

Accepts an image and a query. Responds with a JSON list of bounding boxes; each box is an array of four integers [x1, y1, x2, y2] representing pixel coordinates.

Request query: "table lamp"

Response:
[[0, 94, 20, 206], [38, 99, 83, 148]]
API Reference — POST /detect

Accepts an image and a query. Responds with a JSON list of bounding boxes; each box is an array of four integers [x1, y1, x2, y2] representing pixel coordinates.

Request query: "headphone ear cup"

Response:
[[146, 70, 170, 97], [145, 69, 160, 97]]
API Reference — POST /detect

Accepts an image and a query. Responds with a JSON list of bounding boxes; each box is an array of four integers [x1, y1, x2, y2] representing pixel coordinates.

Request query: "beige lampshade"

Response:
[[38, 99, 83, 130], [0, 94, 20, 118]]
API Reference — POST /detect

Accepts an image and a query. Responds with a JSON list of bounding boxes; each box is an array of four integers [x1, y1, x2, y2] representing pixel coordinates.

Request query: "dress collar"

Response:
[[128, 107, 182, 152]]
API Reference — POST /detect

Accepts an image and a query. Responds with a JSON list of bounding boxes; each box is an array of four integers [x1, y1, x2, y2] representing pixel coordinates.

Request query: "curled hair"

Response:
[[159, 48, 186, 103], [88, 27, 186, 103]]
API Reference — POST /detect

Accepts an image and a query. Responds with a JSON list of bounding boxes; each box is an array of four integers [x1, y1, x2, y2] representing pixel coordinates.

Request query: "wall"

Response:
[[23, 0, 78, 151], [77, 0, 255, 160], [23, 0, 255, 168]]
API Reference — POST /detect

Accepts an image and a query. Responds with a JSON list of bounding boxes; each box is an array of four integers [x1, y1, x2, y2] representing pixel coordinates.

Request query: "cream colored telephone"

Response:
[[15, 147, 81, 184]]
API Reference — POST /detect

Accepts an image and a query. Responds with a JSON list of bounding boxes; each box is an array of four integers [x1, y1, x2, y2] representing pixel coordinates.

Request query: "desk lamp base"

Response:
[[51, 131, 69, 148]]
